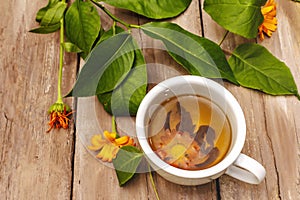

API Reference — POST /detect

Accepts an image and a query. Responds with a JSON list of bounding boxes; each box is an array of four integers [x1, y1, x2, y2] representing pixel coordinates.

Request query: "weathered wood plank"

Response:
[[72, 0, 217, 199], [138, 0, 217, 199], [2, 0, 298, 199], [0, 0, 77, 199], [201, 0, 300, 199], [71, 7, 151, 200], [259, 1, 300, 199]]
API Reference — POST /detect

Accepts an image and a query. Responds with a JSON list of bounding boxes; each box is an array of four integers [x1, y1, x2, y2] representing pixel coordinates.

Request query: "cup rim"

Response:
[[136, 75, 246, 179]]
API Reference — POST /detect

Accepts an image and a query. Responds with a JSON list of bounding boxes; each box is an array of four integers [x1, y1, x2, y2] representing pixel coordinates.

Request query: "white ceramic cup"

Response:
[[136, 75, 266, 185]]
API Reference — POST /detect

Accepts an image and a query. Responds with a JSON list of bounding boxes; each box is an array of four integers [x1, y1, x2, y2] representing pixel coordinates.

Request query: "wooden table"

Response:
[[1, 0, 299, 199]]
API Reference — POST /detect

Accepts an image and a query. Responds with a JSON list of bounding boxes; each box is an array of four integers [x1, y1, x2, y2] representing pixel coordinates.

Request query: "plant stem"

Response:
[[112, 21, 116, 35], [218, 31, 229, 46], [91, 0, 140, 29], [148, 164, 160, 200], [57, 8, 65, 104], [112, 115, 117, 133]]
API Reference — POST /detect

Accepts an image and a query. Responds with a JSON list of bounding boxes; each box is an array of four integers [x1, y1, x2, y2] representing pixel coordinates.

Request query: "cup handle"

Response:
[[225, 153, 266, 184]]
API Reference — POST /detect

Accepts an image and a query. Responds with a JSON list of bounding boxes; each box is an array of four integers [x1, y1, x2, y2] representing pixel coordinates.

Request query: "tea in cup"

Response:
[[136, 75, 266, 185]]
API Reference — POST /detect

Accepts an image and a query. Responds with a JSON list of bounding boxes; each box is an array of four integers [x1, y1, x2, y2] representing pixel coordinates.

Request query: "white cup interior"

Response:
[[136, 75, 246, 179]]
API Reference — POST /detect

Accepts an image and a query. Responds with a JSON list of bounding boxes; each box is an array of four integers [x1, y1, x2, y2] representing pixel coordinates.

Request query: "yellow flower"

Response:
[[258, 0, 277, 40], [88, 131, 135, 162]]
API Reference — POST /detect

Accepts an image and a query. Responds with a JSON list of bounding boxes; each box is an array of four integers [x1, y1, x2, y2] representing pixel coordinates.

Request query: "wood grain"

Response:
[[71, 7, 151, 200], [201, 0, 300, 199], [1, 0, 299, 199], [0, 0, 77, 199], [260, 1, 300, 199], [72, 1, 217, 199]]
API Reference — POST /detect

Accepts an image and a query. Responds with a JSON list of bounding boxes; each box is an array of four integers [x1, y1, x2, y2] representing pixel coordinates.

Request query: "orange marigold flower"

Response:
[[258, 0, 277, 40], [47, 102, 73, 133], [88, 131, 135, 162]]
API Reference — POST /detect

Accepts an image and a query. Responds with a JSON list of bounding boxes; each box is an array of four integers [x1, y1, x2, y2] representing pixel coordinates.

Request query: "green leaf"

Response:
[[36, 0, 60, 22], [113, 146, 143, 186], [40, 1, 67, 26], [29, 23, 61, 34], [96, 27, 147, 116], [204, 0, 266, 38], [31, 0, 65, 34], [141, 22, 238, 84], [229, 43, 300, 99], [68, 33, 136, 97], [97, 47, 147, 116], [65, 0, 101, 53], [100, 0, 192, 19], [63, 42, 83, 53]]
